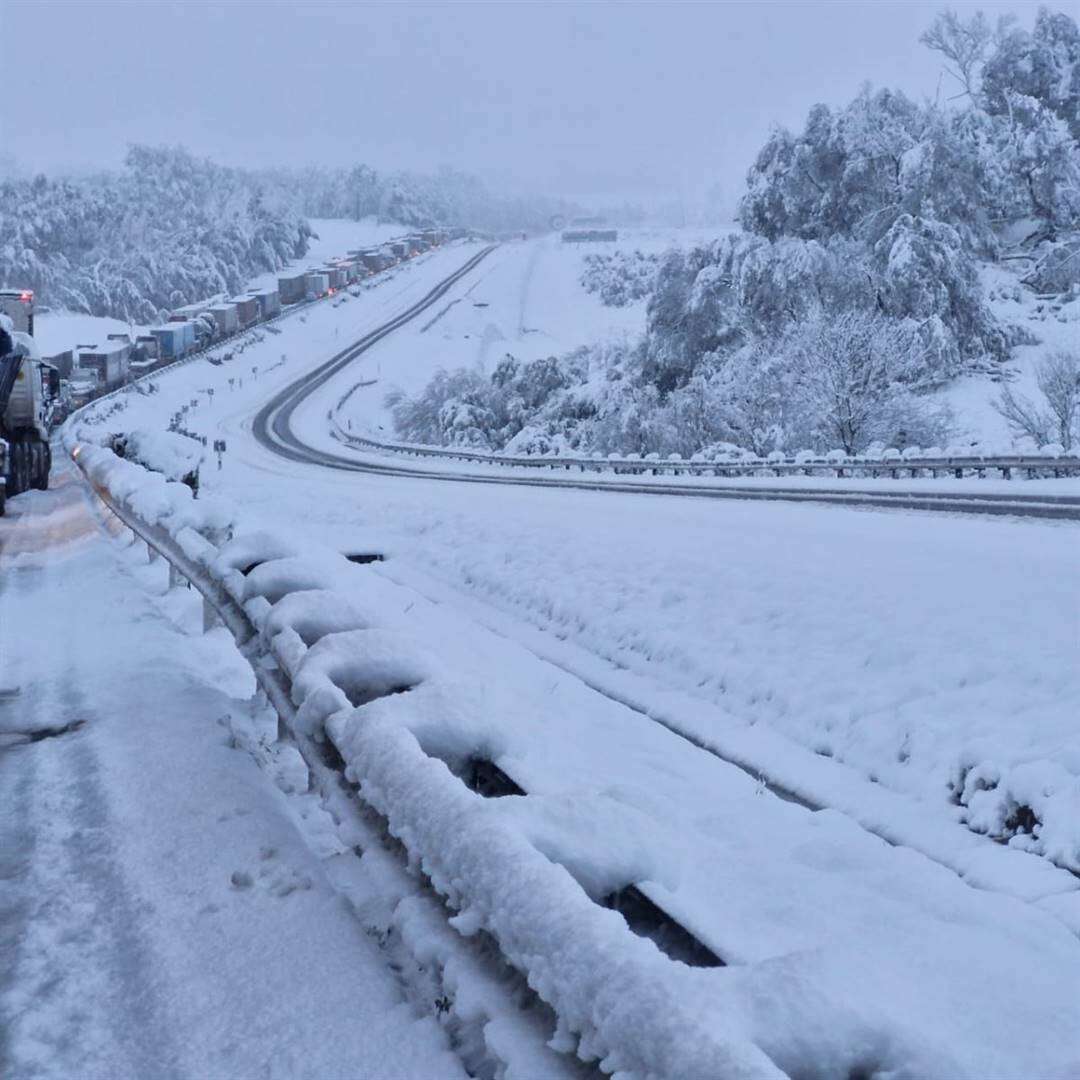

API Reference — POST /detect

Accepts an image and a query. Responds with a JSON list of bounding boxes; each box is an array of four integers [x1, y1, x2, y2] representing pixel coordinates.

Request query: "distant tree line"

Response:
[[0, 150, 577, 323], [266, 164, 579, 235]]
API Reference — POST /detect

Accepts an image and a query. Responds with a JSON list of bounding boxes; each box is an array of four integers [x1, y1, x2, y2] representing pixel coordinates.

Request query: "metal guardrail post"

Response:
[[168, 562, 186, 590]]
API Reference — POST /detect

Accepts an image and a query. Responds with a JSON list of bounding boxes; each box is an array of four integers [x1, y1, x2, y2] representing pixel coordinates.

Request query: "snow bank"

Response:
[[71, 440, 234, 541], [114, 428, 204, 483], [330, 712, 785, 1080], [958, 756, 1080, 871], [290, 629, 434, 738]]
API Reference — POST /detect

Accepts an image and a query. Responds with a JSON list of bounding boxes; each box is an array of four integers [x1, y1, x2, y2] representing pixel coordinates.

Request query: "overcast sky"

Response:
[[5, 0, 1054, 207]]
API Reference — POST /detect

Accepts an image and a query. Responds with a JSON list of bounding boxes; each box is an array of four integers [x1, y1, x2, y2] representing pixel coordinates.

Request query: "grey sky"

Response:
[[6, 0, 1054, 206]]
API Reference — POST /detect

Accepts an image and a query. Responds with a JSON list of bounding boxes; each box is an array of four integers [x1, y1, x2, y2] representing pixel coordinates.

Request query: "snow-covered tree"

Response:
[[0, 145, 311, 322], [993, 350, 1080, 449], [982, 8, 1080, 139], [920, 9, 998, 100]]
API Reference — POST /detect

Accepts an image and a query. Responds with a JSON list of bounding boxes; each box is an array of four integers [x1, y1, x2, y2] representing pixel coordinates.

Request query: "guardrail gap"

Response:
[[463, 757, 527, 798], [602, 886, 725, 969]]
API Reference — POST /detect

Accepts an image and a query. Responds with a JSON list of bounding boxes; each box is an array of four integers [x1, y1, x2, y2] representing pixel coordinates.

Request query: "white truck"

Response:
[[0, 291, 61, 515]]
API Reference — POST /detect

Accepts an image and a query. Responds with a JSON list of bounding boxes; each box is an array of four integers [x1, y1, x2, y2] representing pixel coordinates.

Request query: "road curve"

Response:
[[253, 248, 1080, 522]]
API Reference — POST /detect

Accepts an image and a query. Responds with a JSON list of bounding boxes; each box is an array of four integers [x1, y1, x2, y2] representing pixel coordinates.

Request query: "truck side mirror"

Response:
[[48, 369, 61, 396]]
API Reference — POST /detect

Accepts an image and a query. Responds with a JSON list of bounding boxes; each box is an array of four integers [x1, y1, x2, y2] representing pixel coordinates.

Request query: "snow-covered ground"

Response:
[[60, 424, 1080, 1078], [936, 262, 1080, 445], [72, 239, 1080, 875], [45, 234, 1080, 1074], [0, 463, 474, 1080]]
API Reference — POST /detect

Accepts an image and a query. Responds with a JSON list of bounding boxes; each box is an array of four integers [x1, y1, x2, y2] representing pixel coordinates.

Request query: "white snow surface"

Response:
[[74, 442, 1080, 1077], [0, 464, 469, 1080], [66, 236, 1080, 1075], [336, 230, 693, 439]]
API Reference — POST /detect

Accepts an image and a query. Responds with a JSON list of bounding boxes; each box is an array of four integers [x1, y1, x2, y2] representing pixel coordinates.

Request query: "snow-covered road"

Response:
[[0, 462, 475, 1079]]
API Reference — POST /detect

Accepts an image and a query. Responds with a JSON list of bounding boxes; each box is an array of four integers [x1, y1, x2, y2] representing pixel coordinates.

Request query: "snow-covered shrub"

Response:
[[387, 368, 495, 448], [1027, 239, 1080, 294], [108, 428, 204, 487], [580, 250, 660, 306]]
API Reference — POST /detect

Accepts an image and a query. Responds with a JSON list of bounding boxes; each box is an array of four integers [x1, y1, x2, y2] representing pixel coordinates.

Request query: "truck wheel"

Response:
[[32, 441, 49, 491], [11, 441, 28, 496]]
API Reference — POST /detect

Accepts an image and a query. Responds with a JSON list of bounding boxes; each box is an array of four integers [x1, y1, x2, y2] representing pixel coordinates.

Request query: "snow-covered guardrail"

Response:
[[69, 435, 786, 1080], [330, 417, 1080, 481]]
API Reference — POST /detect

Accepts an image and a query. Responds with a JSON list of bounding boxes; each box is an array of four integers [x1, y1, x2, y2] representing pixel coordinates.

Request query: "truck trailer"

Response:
[[356, 250, 390, 272], [150, 321, 198, 361], [77, 342, 130, 389], [322, 266, 347, 290], [208, 303, 240, 336], [229, 295, 261, 329], [0, 289, 35, 335], [278, 272, 308, 305], [0, 307, 60, 514], [304, 272, 330, 299], [248, 288, 281, 319]]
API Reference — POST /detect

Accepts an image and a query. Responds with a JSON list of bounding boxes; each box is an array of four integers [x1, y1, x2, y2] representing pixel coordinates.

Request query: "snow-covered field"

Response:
[[337, 228, 713, 438], [0, 464, 475, 1080]]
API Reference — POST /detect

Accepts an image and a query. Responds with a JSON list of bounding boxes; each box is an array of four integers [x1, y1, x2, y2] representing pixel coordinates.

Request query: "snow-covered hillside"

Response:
[[938, 263, 1080, 444]]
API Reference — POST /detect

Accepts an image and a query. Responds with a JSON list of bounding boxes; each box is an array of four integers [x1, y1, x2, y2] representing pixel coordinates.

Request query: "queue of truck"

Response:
[[39, 228, 453, 408], [0, 227, 456, 509]]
